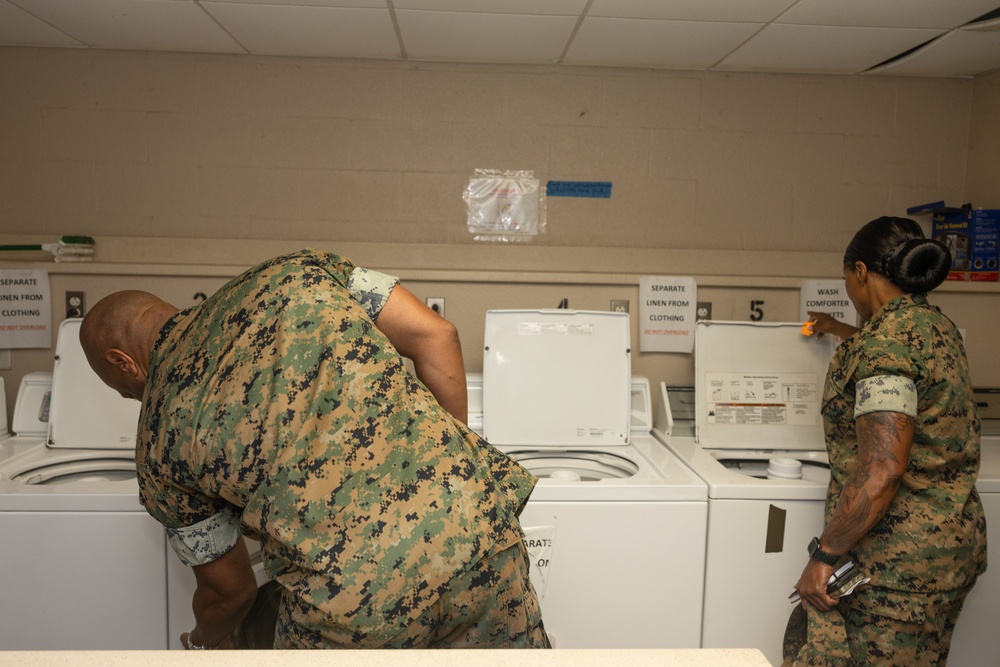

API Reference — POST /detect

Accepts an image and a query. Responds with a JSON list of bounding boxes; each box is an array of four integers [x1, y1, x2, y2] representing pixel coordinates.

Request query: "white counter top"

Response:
[[2, 649, 773, 667]]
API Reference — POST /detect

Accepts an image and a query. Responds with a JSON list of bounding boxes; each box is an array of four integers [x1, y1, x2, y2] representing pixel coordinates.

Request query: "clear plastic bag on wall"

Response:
[[463, 169, 547, 243]]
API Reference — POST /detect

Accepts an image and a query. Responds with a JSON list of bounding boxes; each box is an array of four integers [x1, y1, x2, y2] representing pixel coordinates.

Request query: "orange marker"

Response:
[[801, 321, 815, 336]]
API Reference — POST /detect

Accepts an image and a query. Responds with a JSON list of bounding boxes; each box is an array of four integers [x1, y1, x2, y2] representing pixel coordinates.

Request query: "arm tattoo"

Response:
[[825, 411, 912, 552], [857, 411, 910, 465]]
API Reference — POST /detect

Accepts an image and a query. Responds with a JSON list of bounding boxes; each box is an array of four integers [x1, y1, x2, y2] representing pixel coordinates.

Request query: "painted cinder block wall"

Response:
[[1, 48, 999, 419]]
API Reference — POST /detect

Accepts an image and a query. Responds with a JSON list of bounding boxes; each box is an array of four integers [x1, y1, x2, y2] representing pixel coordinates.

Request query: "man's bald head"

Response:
[[80, 290, 178, 400]]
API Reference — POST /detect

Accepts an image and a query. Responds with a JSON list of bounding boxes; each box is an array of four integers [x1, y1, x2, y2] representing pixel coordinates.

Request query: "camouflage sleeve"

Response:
[[164, 504, 241, 567], [855, 375, 918, 418], [855, 329, 920, 418], [137, 460, 230, 530], [347, 266, 399, 321]]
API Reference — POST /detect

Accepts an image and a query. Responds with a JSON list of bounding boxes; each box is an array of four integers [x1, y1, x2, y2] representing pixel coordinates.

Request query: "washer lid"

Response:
[[483, 309, 631, 447], [695, 320, 836, 452], [12, 371, 52, 437], [48, 319, 140, 450]]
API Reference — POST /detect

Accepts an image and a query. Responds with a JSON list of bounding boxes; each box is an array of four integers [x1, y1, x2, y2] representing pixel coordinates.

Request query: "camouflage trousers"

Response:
[[274, 539, 550, 649], [782, 582, 974, 666]]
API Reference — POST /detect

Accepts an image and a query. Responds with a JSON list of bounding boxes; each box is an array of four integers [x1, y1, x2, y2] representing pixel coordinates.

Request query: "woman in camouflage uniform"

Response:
[[784, 217, 986, 666], [80, 249, 548, 651]]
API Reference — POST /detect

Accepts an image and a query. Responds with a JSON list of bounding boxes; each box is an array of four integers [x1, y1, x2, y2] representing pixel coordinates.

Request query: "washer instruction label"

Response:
[[705, 373, 819, 426]]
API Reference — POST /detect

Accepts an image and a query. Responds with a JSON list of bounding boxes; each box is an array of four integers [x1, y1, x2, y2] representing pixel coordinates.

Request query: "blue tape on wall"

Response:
[[546, 181, 612, 198]]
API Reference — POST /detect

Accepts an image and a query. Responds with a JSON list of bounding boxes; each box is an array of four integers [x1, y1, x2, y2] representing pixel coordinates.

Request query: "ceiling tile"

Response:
[[12, 0, 244, 53], [396, 10, 577, 64], [394, 0, 587, 15], [776, 0, 1000, 30], [588, 0, 797, 23], [202, 3, 399, 59], [716, 24, 944, 74], [0, 0, 85, 47], [866, 28, 1000, 77], [565, 18, 763, 70]]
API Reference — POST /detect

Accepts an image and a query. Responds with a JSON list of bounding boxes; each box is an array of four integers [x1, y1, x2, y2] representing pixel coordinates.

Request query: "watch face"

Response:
[[808, 537, 838, 565]]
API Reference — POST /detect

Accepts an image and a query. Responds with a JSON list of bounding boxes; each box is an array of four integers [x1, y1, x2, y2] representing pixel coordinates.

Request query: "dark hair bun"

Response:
[[883, 238, 951, 292]]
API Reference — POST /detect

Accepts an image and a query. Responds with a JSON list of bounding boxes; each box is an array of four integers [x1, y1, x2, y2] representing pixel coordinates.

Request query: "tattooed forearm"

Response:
[[826, 487, 876, 550], [823, 411, 913, 554]]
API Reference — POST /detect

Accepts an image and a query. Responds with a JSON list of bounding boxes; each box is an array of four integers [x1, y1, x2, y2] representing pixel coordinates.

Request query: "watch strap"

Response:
[[809, 537, 839, 566]]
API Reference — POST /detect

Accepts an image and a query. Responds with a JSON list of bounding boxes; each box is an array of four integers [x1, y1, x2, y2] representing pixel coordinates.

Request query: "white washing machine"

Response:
[[654, 320, 835, 667], [478, 309, 708, 649], [946, 393, 1000, 667], [0, 318, 169, 650]]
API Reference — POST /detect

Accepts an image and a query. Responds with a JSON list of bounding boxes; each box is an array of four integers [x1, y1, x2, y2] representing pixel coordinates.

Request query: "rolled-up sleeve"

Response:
[[855, 374, 918, 419], [165, 504, 241, 567], [347, 266, 399, 321]]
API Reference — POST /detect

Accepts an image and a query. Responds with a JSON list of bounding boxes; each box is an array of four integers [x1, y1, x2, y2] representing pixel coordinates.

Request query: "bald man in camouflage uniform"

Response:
[[786, 293, 986, 665], [80, 249, 548, 650]]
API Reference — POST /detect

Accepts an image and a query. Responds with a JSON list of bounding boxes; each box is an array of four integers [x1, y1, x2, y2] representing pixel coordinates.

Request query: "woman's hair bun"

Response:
[[882, 238, 951, 292]]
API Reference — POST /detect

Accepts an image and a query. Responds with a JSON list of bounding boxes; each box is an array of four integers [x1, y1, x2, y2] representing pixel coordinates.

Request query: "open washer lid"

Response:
[[47, 319, 140, 450], [483, 309, 631, 448], [695, 320, 836, 452], [12, 371, 52, 438]]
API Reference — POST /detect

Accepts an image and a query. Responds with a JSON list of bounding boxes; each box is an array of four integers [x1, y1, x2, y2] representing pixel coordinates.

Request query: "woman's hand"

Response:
[[806, 311, 859, 340], [792, 559, 839, 612]]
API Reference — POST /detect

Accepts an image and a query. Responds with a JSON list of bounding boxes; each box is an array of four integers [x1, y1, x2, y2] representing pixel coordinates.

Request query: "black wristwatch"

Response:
[[808, 536, 839, 566]]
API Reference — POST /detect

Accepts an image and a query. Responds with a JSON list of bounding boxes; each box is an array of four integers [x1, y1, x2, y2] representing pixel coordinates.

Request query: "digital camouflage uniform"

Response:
[[135, 249, 544, 649], [783, 293, 987, 666]]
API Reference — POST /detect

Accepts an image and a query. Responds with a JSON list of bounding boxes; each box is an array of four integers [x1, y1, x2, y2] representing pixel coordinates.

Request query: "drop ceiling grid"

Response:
[[1, 0, 999, 76]]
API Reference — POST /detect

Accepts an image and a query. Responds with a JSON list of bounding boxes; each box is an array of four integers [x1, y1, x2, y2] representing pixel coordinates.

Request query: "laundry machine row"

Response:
[[2, 311, 707, 651]]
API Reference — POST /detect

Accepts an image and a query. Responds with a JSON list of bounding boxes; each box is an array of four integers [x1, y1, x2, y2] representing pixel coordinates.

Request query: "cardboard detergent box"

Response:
[[908, 203, 999, 281]]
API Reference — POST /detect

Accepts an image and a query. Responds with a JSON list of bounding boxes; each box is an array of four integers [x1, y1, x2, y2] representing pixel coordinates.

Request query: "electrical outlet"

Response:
[[426, 297, 445, 319], [696, 301, 712, 320], [66, 291, 85, 319], [610, 299, 629, 313], [0, 349, 10, 370]]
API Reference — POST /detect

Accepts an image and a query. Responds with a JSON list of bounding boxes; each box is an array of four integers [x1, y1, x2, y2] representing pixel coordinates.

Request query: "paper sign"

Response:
[[800, 279, 857, 328], [0, 269, 52, 349], [522, 524, 557, 598], [639, 276, 697, 353]]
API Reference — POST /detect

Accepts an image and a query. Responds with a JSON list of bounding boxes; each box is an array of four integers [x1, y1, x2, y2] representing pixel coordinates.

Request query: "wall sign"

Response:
[[0, 269, 52, 348], [639, 276, 697, 353], [800, 279, 857, 330]]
